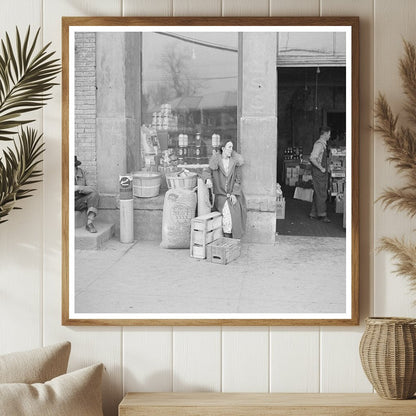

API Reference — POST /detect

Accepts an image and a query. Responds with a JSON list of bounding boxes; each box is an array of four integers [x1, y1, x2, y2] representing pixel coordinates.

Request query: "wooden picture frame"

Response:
[[62, 16, 359, 326]]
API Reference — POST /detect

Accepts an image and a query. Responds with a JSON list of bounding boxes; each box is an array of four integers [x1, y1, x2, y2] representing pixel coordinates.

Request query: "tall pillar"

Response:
[[96, 33, 142, 195], [125, 33, 142, 174], [240, 33, 277, 243]]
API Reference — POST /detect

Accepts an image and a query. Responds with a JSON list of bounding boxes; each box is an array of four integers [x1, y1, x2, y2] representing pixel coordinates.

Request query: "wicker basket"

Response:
[[132, 171, 161, 198], [359, 317, 416, 399], [166, 171, 197, 190]]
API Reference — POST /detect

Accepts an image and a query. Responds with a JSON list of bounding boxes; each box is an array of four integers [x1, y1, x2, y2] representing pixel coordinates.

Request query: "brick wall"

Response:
[[74, 32, 97, 187]]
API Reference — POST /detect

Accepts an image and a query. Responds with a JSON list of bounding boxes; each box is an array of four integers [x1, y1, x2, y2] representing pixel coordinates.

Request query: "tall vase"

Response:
[[359, 317, 416, 399]]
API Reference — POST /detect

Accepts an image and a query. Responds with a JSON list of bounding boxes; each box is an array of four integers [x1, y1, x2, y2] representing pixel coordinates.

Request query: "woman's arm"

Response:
[[202, 153, 220, 188], [232, 165, 242, 195]]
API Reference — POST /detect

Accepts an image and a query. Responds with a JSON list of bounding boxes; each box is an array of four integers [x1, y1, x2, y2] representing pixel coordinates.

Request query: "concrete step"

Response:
[[75, 221, 115, 250], [75, 210, 88, 228]]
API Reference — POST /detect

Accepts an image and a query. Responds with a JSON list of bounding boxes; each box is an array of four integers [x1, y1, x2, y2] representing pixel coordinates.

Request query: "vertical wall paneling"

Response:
[[270, 327, 320, 392], [42, 2, 124, 415], [173, 327, 221, 391], [270, 0, 320, 16], [320, 327, 373, 392], [173, 0, 222, 16], [373, 0, 416, 317], [268, 0, 322, 396], [222, 327, 269, 392], [124, 328, 173, 393], [319, 0, 375, 393], [0, 0, 43, 355], [222, 0, 270, 17], [4, 1, 416, 414], [123, 0, 173, 16]]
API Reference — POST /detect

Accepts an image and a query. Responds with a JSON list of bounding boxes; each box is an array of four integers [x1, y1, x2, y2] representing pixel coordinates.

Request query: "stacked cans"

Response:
[[177, 133, 189, 164], [151, 103, 178, 131]]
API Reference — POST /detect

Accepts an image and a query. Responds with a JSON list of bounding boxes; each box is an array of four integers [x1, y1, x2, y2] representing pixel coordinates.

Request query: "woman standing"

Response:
[[205, 140, 247, 239]]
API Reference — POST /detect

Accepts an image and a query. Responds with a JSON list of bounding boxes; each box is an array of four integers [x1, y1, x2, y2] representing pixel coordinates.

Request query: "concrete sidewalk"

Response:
[[74, 235, 346, 314]]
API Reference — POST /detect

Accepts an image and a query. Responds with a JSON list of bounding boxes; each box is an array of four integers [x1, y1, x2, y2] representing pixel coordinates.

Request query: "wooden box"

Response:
[[206, 237, 241, 265], [190, 212, 223, 259]]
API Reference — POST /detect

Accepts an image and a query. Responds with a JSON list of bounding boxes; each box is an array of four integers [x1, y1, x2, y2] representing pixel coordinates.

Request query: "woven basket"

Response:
[[132, 171, 161, 198], [359, 317, 416, 399], [165, 171, 197, 190]]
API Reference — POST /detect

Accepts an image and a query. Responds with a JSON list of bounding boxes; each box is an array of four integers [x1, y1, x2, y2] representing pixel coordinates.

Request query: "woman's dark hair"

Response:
[[219, 138, 235, 153]]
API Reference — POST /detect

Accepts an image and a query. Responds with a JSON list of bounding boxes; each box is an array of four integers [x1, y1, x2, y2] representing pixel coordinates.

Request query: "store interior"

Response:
[[276, 66, 347, 237]]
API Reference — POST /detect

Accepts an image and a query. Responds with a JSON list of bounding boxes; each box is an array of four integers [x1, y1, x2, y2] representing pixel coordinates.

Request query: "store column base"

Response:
[[244, 211, 276, 244]]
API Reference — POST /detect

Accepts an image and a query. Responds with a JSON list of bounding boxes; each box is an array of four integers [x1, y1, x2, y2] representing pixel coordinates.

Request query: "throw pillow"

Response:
[[0, 363, 104, 416], [0, 341, 71, 384]]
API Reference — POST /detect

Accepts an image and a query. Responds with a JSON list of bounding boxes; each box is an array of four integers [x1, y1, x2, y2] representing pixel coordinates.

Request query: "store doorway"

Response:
[[276, 66, 346, 237]]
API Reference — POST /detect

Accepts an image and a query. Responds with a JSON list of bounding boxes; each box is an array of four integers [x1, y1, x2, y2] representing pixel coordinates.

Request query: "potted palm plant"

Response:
[[359, 40, 416, 400], [0, 27, 60, 223]]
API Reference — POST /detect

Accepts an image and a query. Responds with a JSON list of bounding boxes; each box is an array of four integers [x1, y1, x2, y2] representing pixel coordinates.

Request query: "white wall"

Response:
[[1, 1, 416, 415]]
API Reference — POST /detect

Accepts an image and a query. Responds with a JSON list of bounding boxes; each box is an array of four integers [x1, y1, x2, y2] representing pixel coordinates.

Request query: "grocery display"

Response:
[[328, 147, 346, 198], [142, 100, 238, 169]]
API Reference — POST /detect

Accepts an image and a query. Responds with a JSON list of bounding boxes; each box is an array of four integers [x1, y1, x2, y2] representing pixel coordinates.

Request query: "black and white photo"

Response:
[[62, 17, 359, 325]]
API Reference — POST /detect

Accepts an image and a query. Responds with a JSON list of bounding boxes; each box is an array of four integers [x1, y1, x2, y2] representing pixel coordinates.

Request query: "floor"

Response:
[[277, 193, 346, 238], [74, 234, 346, 315]]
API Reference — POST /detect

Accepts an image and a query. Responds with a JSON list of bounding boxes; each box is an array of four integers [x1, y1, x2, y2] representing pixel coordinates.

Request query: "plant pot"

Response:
[[359, 317, 416, 399]]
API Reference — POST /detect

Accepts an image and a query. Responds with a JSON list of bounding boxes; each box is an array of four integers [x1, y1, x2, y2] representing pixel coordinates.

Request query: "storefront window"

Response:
[[141, 32, 238, 167]]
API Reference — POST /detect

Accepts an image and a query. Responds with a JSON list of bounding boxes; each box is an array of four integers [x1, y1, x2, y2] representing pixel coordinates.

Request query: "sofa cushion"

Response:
[[0, 363, 104, 416], [0, 341, 71, 384]]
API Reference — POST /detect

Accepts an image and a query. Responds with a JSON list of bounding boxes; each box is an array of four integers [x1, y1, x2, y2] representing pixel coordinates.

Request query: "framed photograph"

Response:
[[62, 16, 359, 326]]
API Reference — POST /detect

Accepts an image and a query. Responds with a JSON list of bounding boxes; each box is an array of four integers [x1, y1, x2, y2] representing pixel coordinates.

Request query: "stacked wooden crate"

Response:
[[206, 237, 241, 265], [190, 212, 223, 259]]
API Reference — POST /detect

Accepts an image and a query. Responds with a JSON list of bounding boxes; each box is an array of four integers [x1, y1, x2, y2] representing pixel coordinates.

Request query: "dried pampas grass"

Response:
[[375, 40, 416, 297]]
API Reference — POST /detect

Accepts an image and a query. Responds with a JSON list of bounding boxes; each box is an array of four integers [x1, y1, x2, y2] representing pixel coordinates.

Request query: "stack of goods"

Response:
[[177, 134, 189, 164], [161, 178, 241, 265], [328, 147, 346, 199], [183, 132, 205, 165], [285, 165, 300, 187], [190, 212, 223, 259], [276, 183, 285, 220], [300, 161, 313, 185], [283, 146, 303, 160], [151, 103, 178, 131], [141, 125, 159, 171], [286, 161, 313, 188], [331, 178, 345, 195]]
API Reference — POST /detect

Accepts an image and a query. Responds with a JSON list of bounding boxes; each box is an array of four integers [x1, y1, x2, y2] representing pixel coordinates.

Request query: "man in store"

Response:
[[309, 126, 331, 223], [74, 156, 100, 233]]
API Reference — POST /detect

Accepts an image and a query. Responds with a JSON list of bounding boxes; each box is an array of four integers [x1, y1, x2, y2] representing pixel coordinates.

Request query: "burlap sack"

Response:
[[160, 188, 197, 248]]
